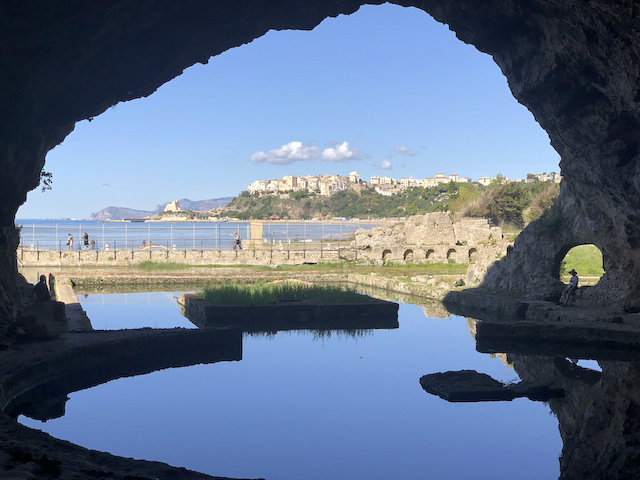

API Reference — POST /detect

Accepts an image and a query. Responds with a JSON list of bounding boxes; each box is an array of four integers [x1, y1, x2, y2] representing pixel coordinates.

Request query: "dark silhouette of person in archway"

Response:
[[32, 275, 51, 302]]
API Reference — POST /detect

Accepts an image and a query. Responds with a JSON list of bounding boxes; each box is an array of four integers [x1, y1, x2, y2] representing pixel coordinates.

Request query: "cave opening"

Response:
[[16, 4, 559, 222], [555, 244, 605, 287]]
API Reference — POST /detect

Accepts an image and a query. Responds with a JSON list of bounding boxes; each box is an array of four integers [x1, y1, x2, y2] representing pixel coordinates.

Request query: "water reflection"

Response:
[[420, 313, 640, 479], [12, 291, 561, 480]]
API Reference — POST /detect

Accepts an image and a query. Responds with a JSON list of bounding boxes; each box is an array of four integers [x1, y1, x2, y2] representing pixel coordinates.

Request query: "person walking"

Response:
[[66, 234, 73, 251]]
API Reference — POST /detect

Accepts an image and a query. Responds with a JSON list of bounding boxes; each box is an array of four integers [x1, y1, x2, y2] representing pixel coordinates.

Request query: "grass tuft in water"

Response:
[[199, 282, 376, 305]]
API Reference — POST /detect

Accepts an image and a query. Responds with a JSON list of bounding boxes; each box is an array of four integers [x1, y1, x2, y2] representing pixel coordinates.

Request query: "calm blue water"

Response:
[[20, 292, 562, 480], [15, 219, 379, 251]]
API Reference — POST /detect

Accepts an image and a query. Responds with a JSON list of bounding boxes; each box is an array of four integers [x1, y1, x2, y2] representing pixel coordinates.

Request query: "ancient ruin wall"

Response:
[[1, 1, 640, 329]]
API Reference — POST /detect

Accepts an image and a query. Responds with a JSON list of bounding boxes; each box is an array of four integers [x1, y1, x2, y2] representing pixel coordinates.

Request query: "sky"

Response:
[[17, 4, 560, 220]]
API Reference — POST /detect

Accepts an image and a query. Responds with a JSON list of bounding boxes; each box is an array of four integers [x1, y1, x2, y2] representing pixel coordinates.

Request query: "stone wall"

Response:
[[353, 213, 507, 275], [17, 245, 351, 268]]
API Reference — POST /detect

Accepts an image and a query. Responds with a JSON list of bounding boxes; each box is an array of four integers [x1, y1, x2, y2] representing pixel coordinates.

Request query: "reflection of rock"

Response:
[[421, 303, 450, 319], [429, 303, 640, 479], [512, 355, 640, 480], [420, 370, 564, 402]]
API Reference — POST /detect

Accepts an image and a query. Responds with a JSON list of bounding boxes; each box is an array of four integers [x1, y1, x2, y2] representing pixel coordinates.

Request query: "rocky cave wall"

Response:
[[2, 0, 640, 330]]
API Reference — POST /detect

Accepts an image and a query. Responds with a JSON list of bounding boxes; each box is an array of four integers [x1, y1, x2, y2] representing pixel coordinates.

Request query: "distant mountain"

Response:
[[154, 198, 234, 212], [90, 197, 234, 221], [90, 207, 155, 221]]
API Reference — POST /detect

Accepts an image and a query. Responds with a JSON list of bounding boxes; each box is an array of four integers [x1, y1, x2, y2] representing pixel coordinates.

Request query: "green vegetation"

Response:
[[460, 181, 560, 228], [560, 244, 605, 278], [220, 180, 560, 228], [135, 261, 191, 271], [199, 281, 376, 305]]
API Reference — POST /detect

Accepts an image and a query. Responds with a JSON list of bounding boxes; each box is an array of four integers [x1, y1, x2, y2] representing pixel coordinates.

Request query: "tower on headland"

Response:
[[164, 200, 181, 212]]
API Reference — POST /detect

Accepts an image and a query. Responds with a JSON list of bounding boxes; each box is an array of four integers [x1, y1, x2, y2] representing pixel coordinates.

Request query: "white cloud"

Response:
[[394, 146, 417, 156], [321, 141, 362, 162], [374, 160, 393, 170], [248, 141, 320, 164]]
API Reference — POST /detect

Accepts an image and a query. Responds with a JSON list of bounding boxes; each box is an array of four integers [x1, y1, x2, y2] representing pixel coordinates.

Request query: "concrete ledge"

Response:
[[179, 293, 399, 332]]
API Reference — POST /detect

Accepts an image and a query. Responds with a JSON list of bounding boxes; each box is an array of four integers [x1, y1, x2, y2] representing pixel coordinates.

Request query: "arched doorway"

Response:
[[382, 249, 392, 261], [425, 249, 435, 261], [468, 248, 478, 261], [555, 244, 604, 286], [404, 249, 414, 262], [446, 248, 457, 263]]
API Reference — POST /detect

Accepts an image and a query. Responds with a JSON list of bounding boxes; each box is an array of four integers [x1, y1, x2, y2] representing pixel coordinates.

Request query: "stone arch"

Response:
[[404, 249, 414, 262], [382, 249, 392, 261], [555, 244, 605, 285], [468, 248, 478, 261], [446, 248, 457, 261], [425, 249, 435, 261]]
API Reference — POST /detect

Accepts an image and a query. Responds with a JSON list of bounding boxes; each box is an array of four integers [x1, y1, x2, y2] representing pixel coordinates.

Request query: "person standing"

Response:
[[66, 234, 73, 251], [233, 232, 241, 250], [83, 232, 89, 250]]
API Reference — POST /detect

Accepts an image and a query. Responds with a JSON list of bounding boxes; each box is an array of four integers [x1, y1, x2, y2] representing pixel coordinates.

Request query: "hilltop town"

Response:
[[247, 171, 562, 197]]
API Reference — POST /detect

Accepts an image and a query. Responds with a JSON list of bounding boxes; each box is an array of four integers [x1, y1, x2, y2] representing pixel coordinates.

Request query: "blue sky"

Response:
[[17, 4, 560, 219]]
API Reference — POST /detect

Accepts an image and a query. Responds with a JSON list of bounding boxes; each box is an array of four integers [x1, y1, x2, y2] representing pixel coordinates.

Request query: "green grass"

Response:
[[129, 260, 469, 277], [134, 261, 192, 271], [560, 244, 605, 277], [199, 281, 377, 305]]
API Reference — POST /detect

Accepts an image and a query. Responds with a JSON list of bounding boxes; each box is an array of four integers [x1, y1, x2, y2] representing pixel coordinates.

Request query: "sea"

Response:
[[15, 219, 381, 251]]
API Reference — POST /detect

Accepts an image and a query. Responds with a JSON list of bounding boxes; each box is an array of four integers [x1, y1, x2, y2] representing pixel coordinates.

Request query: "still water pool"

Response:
[[20, 292, 561, 480]]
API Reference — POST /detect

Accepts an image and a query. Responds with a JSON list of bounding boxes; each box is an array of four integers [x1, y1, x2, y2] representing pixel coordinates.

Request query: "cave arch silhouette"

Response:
[[3, 2, 640, 479], [1, 1, 640, 320]]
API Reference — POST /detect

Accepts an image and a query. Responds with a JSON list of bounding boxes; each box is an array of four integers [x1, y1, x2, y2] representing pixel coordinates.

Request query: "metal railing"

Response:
[[17, 221, 380, 253]]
